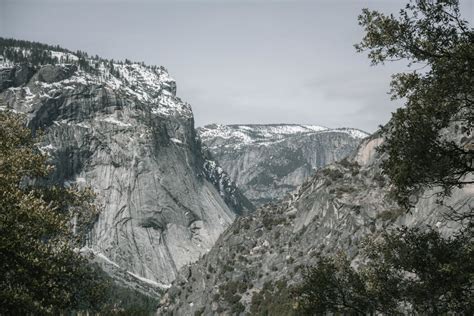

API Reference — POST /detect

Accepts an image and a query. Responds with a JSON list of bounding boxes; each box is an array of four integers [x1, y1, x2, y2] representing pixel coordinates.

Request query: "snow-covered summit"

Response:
[[0, 38, 189, 119], [198, 123, 368, 149]]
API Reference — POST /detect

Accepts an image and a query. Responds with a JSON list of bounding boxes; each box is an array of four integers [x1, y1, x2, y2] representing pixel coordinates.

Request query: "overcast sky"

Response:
[[1, 0, 473, 132]]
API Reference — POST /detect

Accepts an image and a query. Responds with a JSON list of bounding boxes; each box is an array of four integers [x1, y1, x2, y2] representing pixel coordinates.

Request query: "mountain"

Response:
[[158, 131, 472, 314], [0, 38, 253, 293], [198, 124, 368, 206]]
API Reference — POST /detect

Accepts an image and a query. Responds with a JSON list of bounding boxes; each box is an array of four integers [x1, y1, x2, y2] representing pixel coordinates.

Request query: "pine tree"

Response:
[[0, 111, 107, 314]]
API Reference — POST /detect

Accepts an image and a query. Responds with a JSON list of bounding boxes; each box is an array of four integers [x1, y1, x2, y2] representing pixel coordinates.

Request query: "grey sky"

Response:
[[1, 0, 473, 132]]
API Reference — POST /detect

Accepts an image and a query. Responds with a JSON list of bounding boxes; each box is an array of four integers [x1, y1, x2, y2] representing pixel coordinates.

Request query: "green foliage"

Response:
[[218, 280, 248, 313], [219, 280, 247, 297], [355, 0, 474, 209], [262, 213, 285, 230], [194, 307, 205, 316], [339, 157, 360, 170], [222, 263, 234, 273], [294, 227, 474, 314], [207, 264, 215, 274], [99, 277, 160, 315], [250, 279, 296, 316], [288, 1, 474, 314], [321, 168, 344, 181], [363, 227, 474, 314], [0, 37, 69, 66], [0, 111, 107, 314], [0, 37, 94, 72], [376, 207, 406, 221], [0, 37, 165, 78], [231, 301, 245, 314], [294, 254, 374, 315]]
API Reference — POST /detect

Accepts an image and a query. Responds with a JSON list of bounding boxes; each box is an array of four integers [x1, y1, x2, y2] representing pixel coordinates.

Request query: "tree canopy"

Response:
[[355, 0, 473, 209], [293, 1, 474, 314], [294, 227, 474, 315], [0, 111, 106, 314]]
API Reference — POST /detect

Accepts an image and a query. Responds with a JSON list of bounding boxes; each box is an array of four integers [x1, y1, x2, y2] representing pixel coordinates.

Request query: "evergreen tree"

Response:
[[355, 0, 474, 210], [363, 227, 474, 314], [295, 1, 473, 313], [0, 111, 107, 314], [294, 227, 474, 314], [294, 254, 375, 315]]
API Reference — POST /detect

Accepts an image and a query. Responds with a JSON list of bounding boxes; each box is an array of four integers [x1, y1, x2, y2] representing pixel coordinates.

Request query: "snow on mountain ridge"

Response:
[[0, 41, 254, 294], [198, 124, 369, 206], [1, 51, 190, 120], [199, 124, 368, 148]]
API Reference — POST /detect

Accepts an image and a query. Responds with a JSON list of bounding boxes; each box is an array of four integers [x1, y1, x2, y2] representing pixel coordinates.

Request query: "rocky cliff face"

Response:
[[158, 132, 472, 315], [198, 124, 368, 206], [0, 44, 253, 292]]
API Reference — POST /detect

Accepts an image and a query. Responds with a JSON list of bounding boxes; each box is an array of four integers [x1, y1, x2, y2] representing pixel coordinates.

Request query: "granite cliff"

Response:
[[198, 124, 368, 206], [158, 131, 472, 314], [0, 39, 253, 292]]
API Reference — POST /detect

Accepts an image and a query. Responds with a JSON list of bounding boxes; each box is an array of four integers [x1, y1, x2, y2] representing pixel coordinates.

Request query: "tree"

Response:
[[294, 227, 474, 314], [250, 279, 297, 316], [363, 227, 474, 314], [0, 111, 107, 314], [294, 254, 375, 315], [355, 0, 474, 211], [294, 4, 474, 312]]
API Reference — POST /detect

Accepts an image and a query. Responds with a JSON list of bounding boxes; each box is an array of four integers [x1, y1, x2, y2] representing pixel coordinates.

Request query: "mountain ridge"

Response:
[[198, 123, 369, 206], [0, 37, 254, 293], [159, 130, 472, 315]]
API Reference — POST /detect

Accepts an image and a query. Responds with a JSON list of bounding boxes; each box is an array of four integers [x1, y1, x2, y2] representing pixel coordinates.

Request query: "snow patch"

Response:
[[127, 271, 171, 289], [96, 253, 120, 268], [100, 116, 132, 127], [334, 128, 369, 139], [171, 138, 183, 144], [38, 143, 56, 154], [49, 50, 79, 63], [200, 124, 369, 148]]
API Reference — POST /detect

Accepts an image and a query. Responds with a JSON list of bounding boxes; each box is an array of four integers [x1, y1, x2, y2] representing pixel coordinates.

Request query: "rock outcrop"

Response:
[[0, 44, 253, 291], [158, 131, 472, 315], [198, 124, 368, 206]]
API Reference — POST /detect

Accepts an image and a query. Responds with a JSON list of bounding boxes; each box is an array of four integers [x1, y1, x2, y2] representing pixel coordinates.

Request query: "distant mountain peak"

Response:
[[198, 123, 369, 150], [198, 123, 369, 206]]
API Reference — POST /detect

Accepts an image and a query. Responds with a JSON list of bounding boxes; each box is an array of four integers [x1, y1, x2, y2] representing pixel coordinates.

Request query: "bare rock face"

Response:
[[36, 64, 77, 83], [159, 132, 472, 315], [0, 52, 253, 290], [0, 63, 35, 90], [198, 124, 368, 206]]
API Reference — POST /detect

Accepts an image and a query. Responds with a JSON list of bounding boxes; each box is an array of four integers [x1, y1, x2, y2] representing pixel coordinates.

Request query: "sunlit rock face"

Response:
[[159, 131, 472, 315], [198, 123, 368, 206], [0, 53, 253, 290]]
